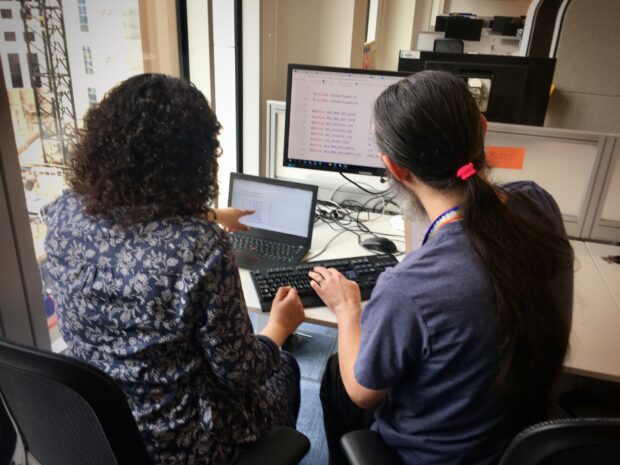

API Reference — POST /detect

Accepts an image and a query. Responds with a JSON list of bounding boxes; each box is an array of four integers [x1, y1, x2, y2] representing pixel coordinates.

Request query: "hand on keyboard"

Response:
[[308, 266, 362, 318]]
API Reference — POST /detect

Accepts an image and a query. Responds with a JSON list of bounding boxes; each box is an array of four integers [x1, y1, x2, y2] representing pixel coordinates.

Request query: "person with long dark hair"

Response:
[[43, 74, 305, 465], [312, 70, 574, 465]]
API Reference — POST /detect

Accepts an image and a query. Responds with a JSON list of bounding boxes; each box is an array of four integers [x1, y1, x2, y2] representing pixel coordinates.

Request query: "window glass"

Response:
[[0, 0, 185, 351], [7, 53, 23, 87], [4, 30, 15, 41], [78, 0, 89, 32]]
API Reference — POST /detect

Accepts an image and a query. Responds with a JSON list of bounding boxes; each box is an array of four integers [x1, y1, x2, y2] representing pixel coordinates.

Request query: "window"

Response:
[[0, 0, 187, 352], [4, 31, 15, 41], [27, 53, 40, 87], [82, 45, 93, 74], [7, 53, 23, 88], [87, 87, 97, 106], [365, 0, 378, 43], [78, 0, 89, 32], [1, 8, 12, 19]]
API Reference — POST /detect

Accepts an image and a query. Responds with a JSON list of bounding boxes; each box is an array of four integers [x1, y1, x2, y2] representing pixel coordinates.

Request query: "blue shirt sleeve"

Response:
[[354, 266, 430, 390]]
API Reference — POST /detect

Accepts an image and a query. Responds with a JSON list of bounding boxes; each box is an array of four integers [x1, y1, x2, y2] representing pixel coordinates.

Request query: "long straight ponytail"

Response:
[[374, 71, 573, 438]]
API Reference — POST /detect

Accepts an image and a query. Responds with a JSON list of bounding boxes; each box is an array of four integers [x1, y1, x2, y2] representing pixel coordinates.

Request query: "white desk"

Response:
[[567, 241, 620, 382], [584, 242, 620, 312], [240, 216, 620, 383]]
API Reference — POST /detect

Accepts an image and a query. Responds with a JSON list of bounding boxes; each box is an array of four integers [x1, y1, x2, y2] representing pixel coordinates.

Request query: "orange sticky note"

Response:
[[486, 146, 525, 170]]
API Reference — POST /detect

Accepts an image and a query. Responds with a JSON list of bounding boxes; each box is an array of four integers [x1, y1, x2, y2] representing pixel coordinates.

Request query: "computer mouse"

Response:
[[362, 236, 398, 254]]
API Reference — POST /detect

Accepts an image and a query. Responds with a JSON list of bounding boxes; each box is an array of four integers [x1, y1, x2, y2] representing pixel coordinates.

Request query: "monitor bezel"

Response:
[[283, 63, 409, 177]]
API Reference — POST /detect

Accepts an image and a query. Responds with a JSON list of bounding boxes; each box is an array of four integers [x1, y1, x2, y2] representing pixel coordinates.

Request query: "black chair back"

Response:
[[498, 417, 620, 465], [0, 338, 152, 465], [433, 38, 464, 53], [341, 418, 620, 465]]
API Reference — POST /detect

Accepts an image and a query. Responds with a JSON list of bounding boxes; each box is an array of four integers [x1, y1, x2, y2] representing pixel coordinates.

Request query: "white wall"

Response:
[[187, 0, 212, 103], [242, 0, 261, 175], [211, 0, 237, 205], [375, 0, 416, 71], [443, 0, 532, 17], [318, 0, 356, 66], [259, 0, 360, 174]]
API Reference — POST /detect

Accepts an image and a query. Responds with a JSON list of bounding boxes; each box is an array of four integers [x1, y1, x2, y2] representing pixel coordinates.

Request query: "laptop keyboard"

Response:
[[230, 235, 304, 264]]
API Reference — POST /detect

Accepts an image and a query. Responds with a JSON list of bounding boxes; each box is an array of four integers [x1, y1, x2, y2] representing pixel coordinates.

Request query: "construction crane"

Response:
[[20, 0, 77, 166]]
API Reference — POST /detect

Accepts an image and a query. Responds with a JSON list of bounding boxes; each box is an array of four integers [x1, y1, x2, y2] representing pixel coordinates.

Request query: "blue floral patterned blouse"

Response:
[[43, 191, 297, 465]]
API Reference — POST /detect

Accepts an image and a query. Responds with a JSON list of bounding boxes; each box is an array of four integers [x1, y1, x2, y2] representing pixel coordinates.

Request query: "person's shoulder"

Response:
[[501, 180, 563, 222], [385, 226, 470, 289], [160, 216, 231, 264], [501, 180, 556, 206], [45, 189, 81, 225]]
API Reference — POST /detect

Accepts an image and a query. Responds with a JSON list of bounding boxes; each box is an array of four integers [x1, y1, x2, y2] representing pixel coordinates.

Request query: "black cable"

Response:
[[338, 171, 390, 195]]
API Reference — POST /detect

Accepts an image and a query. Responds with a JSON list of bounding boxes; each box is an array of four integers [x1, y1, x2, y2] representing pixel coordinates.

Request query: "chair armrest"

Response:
[[341, 430, 400, 465], [236, 427, 310, 465]]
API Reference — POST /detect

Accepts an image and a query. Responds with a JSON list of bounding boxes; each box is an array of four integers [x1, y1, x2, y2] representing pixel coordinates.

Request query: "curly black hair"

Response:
[[69, 74, 221, 223]]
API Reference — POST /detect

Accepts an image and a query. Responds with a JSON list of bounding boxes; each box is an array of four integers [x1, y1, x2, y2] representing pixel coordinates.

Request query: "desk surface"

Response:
[[584, 242, 620, 312], [240, 215, 620, 382], [567, 241, 620, 382]]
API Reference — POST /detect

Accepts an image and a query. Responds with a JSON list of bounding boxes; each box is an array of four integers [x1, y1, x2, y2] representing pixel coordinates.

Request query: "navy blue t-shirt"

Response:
[[355, 181, 572, 465]]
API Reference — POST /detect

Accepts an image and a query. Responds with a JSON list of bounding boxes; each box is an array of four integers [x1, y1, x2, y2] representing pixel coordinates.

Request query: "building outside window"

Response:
[[4, 30, 15, 41], [87, 86, 96, 106], [1, 8, 12, 19], [78, 0, 89, 32], [82, 45, 93, 74], [0, 0, 199, 351], [7, 53, 23, 88], [27, 53, 40, 88]]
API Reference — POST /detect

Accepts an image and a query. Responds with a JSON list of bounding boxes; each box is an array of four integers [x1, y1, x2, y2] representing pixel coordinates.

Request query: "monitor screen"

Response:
[[229, 173, 316, 238], [283, 64, 407, 176]]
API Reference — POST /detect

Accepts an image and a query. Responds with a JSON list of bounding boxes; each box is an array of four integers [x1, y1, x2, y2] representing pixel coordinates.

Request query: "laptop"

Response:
[[227, 173, 318, 270]]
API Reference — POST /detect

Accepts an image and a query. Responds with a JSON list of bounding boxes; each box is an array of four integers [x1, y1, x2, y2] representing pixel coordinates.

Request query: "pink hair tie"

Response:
[[456, 162, 476, 181]]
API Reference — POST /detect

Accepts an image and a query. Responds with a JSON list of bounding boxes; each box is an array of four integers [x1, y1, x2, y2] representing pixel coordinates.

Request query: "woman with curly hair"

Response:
[[43, 74, 305, 465]]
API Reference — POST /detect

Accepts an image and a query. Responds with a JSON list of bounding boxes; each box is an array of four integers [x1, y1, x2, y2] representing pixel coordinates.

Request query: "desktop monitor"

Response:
[[445, 17, 483, 41], [398, 52, 556, 126], [283, 64, 407, 176]]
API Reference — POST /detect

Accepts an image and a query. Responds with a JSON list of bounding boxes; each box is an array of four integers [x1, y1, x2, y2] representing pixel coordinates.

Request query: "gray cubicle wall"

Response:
[[266, 100, 619, 242], [585, 137, 620, 242], [485, 123, 607, 238]]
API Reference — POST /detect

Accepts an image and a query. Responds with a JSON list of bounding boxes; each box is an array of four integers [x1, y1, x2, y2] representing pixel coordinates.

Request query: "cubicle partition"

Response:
[[266, 100, 620, 244]]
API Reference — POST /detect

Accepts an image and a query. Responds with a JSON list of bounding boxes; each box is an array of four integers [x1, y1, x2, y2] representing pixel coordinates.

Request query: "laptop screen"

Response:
[[229, 174, 316, 238]]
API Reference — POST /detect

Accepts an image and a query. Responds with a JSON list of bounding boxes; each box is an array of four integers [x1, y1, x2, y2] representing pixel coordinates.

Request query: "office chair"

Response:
[[433, 38, 464, 53], [0, 337, 310, 465], [340, 418, 620, 465]]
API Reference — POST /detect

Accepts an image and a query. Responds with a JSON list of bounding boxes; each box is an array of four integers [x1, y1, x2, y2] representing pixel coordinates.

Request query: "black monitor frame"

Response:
[[398, 52, 556, 126], [445, 17, 483, 41], [283, 64, 408, 177]]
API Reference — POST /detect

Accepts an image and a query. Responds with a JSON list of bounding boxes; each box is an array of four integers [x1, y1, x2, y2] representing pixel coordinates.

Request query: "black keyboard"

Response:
[[230, 235, 304, 264], [250, 254, 399, 311]]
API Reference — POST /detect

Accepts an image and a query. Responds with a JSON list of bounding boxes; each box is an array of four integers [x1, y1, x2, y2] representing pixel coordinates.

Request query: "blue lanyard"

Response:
[[422, 206, 462, 245]]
